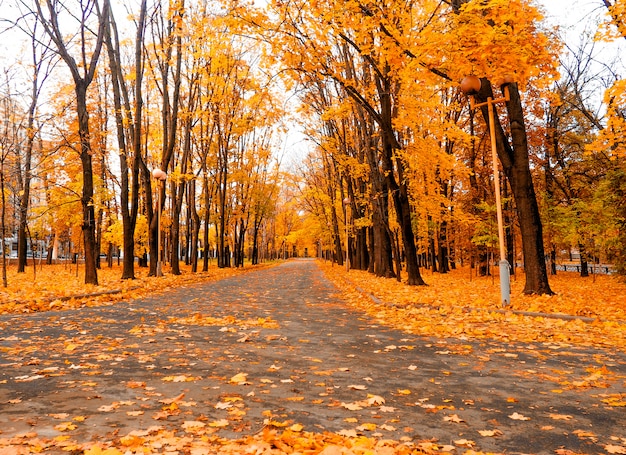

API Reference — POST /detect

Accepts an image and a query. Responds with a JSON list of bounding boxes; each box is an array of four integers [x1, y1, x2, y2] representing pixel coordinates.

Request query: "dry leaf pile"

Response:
[[0, 262, 272, 314], [319, 262, 626, 349]]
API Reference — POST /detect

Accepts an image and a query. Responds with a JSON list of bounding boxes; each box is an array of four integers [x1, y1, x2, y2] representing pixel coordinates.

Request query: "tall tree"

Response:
[[442, 0, 559, 294], [33, 0, 110, 284], [103, 0, 148, 279]]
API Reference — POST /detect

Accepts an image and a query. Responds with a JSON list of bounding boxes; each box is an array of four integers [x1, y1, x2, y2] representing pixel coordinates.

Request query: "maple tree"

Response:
[[0, 0, 622, 295], [31, 0, 110, 285]]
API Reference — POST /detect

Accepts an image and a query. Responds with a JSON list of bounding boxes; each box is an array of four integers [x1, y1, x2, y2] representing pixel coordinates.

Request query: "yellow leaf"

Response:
[[509, 412, 531, 421], [229, 373, 248, 384], [549, 413, 573, 420], [478, 429, 503, 437], [454, 439, 475, 448], [84, 446, 124, 455], [341, 402, 363, 411], [208, 419, 229, 428], [356, 423, 377, 431], [289, 423, 304, 432], [54, 422, 77, 431], [444, 414, 465, 423], [182, 421, 206, 429]]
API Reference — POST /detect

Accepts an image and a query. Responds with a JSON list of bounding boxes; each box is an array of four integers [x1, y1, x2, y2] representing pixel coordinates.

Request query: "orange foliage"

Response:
[[0, 261, 273, 315], [319, 261, 626, 349]]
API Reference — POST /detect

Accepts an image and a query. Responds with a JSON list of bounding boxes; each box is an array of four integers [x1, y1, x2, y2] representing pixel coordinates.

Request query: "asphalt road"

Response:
[[0, 259, 624, 454]]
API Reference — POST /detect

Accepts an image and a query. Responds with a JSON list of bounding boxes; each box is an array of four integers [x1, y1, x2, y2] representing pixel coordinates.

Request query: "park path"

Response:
[[0, 259, 624, 454]]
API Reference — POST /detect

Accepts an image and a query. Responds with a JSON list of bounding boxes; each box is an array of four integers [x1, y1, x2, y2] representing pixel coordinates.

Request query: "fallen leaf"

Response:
[[508, 412, 531, 421], [54, 422, 77, 431], [367, 395, 385, 405], [444, 414, 465, 423], [454, 439, 475, 447], [342, 402, 363, 411], [182, 421, 206, 429], [229, 373, 248, 384], [379, 406, 396, 413], [336, 429, 358, 438], [208, 419, 229, 428], [549, 413, 574, 420], [356, 423, 377, 431], [478, 429, 503, 437], [348, 384, 367, 390], [379, 424, 397, 431]]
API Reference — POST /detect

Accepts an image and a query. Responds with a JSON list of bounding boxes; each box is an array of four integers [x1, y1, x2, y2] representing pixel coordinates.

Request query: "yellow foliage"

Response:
[[319, 260, 626, 349], [0, 261, 277, 315]]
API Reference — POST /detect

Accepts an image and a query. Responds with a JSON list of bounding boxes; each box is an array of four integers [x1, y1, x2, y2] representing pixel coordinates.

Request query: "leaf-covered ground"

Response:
[[0, 260, 624, 455], [0, 261, 272, 314], [319, 262, 626, 350]]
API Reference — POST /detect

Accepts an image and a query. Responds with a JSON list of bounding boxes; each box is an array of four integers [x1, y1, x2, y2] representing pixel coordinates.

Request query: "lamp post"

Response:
[[152, 168, 167, 277], [461, 76, 511, 306], [343, 197, 351, 272]]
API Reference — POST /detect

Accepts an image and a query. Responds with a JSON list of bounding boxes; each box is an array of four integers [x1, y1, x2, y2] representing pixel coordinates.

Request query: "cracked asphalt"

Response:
[[0, 259, 624, 454]]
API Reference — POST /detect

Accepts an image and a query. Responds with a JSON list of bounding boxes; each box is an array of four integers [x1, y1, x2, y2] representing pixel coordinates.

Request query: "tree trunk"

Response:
[[76, 84, 99, 285], [189, 179, 200, 273], [475, 80, 553, 294], [578, 242, 589, 277]]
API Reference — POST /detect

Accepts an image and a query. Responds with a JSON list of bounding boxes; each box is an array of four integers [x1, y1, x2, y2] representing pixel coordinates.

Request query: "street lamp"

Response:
[[152, 168, 167, 277], [461, 75, 511, 306], [343, 197, 351, 272]]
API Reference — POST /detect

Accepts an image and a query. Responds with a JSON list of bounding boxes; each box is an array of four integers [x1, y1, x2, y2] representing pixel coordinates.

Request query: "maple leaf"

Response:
[[379, 424, 397, 431], [454, 439, 475, 448], [341, 402, 363, 411], [336, 429, 358, 438], [54, 422, 77, 431], [508, 412, 531, 421], [162, 374, 200, 382], [98, 403, 119, 412], [182, 421, 206, 430], [605, 445, 626, 454], [356, 423, 377, 431], [379, 406, 396, 413], [478, 429, 503, 437], [229, 373, 248, 384], [548, 413, 574, 420], [84, 446, 124, 455], [444, 414, 465, 423], [208, 419, 229, 428], [348, 384, 367, 390]]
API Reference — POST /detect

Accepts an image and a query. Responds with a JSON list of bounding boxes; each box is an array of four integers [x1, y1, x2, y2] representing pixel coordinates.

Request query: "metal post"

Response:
[[487, 99, 511, 306], [461, 76, 511, 306]]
